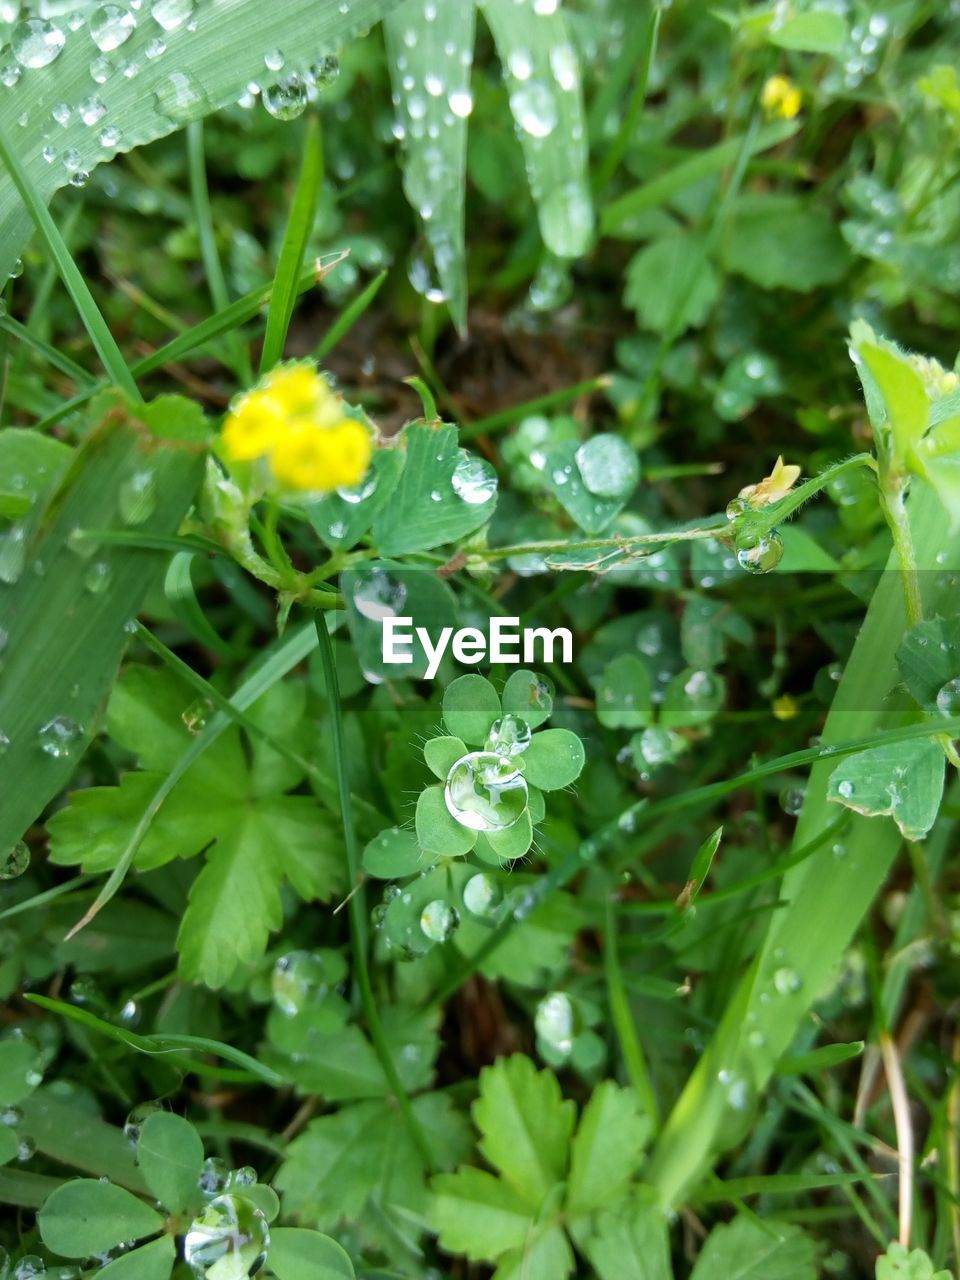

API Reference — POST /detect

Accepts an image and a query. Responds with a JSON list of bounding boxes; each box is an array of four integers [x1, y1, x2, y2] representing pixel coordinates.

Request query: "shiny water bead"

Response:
[[485, 714, 532, 758], [37, 715, 83, 759], [352, 568, 406, 621], [444, 751, 528, 832], [336, 472, 378, 504], [773, 966, 802, 996], [78, 93, 106, 124], [735, 527, 784, 573], [510, 81, 558, 138], [419, 899, 458, 943], [12, 19, 65, 68], [271, 951, 331, 1016], [13, 1257, 46, 1279], [935, 677, 960, 718], [118, 469, 156, 524], [0, 842, 29, 880], [451, 449, 497, 504], [262, 72, 307, 120], [574, 434, 639, 498], [534, 991, 575, 1055], [123, 1100, 163, 1144], [183, 1194, 269, 1278], [89, 4, 135, 50], [462, 872, 503, 918], [150, 0, 194, 29], [198, 1156, 230, 1196]]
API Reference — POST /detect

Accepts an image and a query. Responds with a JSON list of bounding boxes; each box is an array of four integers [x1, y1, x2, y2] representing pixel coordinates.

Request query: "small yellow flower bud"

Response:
[[761, 74, 802, 120], [772, 694, 799, 721]]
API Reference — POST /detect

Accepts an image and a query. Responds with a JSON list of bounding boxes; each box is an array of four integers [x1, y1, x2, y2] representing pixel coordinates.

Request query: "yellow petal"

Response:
[[221, 393, 286, 462]]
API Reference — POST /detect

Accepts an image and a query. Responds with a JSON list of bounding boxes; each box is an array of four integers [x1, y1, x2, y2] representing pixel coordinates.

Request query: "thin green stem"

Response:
[[604, 894, 660, 1129], [592, 4, 662, 192], [313, 613, 434, 1170], [881, 487, 923, 627], [477, 520, 725, 564], [741, 454, 877, 536], [460, 374, 612, 440], [187, 120, 251, 383]]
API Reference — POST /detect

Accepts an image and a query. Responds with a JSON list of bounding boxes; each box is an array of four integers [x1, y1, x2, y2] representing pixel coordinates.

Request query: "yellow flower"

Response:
[[761, 74, 802, 120], [772, 694, 799, 721], [220, 362, 373, 493], [739, 455, 802, 508], [270, 419, 373, 492]]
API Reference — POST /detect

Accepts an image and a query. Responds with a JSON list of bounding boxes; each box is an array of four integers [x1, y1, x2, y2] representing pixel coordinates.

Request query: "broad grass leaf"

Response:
[[0, 0, 405, 281], [37, 1179, 164, 1258], [384, 0, 476, 332], [0, 393, 207, 856], [0, 428, 71, 518]]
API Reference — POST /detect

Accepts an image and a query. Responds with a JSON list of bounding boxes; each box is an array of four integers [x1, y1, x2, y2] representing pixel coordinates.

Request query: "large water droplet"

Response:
[[779, 786, 806, 816], [89, 4, 136, 51], [448, 88, 473, 118], [773, 966, 802, 996], [37, 715, 83, 759], [352, 568, 406, 622], [12, 1255, 46, 1279], [735, 528, 784, 574], [183, 1194, 269, 1278], [462, 872, 503, 917], [485, 714, 532, 757], [935, 677, 960, 718], [451, 449, 497, 504], [84, 560, 112, 594], [336, 472, 377, 504], [535, 991, 575, 1056], [123, 1100, 163, 1145], [262, 72, 307, 120], [271, 951, 331, 1016], [78, 93, 106, 124], [198, 1156, 230, 1196], [154, 69, 208, 121], [11, 18, 65, 68], [150, 0, 194, 29], [420, 898, 458, 943], [0, 522, 27, 584], [1, 842, 29, 880], [444, 751, 528, 832], [574, 434, 639, 498], [510, 81, 558, 137]]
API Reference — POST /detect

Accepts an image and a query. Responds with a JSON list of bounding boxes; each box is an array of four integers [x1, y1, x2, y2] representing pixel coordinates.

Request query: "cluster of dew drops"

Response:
[[0, 0, 344, 196]]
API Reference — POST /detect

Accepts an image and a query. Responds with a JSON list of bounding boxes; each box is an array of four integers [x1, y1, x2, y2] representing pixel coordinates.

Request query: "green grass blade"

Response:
[[187, 119, 250, 383], [0, 392, 207, 856], [481, 0, 594, 258], [260, 117, 324, 373], [0, 0, 404, 282], [0, 122, 138, 399], [0, 312, 97, 386], [315, 268, 387, 359], [384, 0, 476, 332]]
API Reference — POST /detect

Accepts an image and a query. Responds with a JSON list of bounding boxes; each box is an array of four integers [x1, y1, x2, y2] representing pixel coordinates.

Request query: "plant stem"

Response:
[[604, 894, 660, 1130], [477, 520, 726, 563], [313, 613, 434, 1170], [881, 487, 923, 627]]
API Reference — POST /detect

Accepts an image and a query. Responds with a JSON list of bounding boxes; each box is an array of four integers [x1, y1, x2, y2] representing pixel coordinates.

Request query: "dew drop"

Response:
[[510, 81, 558, 137], [11, 18, 65, 68], [183, 1194, 269, 1278], [89, 4, 136, 51], [485, 714, 532, 757], [271, 951, 331, 1016], [462, 872, 503, 917], [935, 677, 960, 718], [535, 991, 575, 1056], [444, 751, 528, 832], [420, 898, 458, 943], [735, 528, 784, 573], [451, 449, 497, 504], [78, 93, 106, 124], [838, 779, 855, 799], [263, 47, 285, 72], [262, 72, 307, 121], [336, 472, 377, 504], [37, 715, 83, 759], [118, 469, 156, 524], [773, 966, 802, 996], [352, 568, 406, 622], [123, 1100, 163, 1145], [150, 0, 194, 29]]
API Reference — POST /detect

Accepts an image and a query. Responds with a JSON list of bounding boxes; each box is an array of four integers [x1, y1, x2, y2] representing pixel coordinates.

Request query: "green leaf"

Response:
[[0, 428, 72, 519], [424, 736, 468, 779], [0, 395, 207, 858], [520, 729, 585, 792], [94, 1236, 176, 1280], [267, 1227, 356, 1280], [481, 0, 593, 258], [857, 341, 930, 461], [384, 0, 476, 332], [660, 668, 725, 728], [585, 1194, 672, 1280], [442, 675, 501, 745], [625, 234, 718, 333], [541, 439, 636, 534], [373, 426, 497, 556], [136, 1112, 203, 1215], [0, 1038, 42, 1107], [768, 11, 847, 54], [776, 1041, 864, 1076], [689, 1216, 817, 1280], [502, 669, 554, 729], [362, 826, 428, 879], [494, 1222, 575, 1280], [596, 655, 653, 729], [275, 1093, 471, 1229], [416, 784, 477, 857], [897, 617, 960, 717], [343, 559, 459, 681], [431, 1166, 534, 1263], [876, 1242, 954, 1280], [307, 448, 405, 551], [827, 739, 945, 841], [566, 1082, 651, 1217], [0, 0, 404, 283], [482, 807, 534, 861], [724, 195, 849, 290], [0, 1126, 17, 1167], [473, 1054, 576, 1205], [37, 1179, 164, 1258]]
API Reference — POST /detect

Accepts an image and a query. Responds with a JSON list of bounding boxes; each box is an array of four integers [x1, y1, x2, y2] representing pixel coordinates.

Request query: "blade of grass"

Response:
[[459, 373, 611, 440], [0, 122, 138, 400], [592, 4, 662, 192], [0, 313, 97, 385], [604, 893, 660, 1130], [260, 117, 325, 373], [187, 120, 251, 383]]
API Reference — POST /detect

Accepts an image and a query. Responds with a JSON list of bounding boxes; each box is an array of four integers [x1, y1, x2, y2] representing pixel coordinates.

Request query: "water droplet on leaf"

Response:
[[444, 751, 528, 832], [183, 1194, 269, 1278]]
